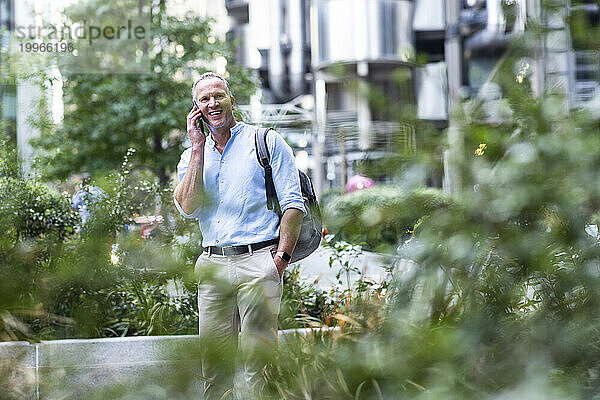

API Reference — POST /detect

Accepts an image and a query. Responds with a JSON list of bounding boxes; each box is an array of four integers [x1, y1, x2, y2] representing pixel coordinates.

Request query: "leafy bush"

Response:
[[279, 265, 333, 329], [0, 143, 197, 340], [0, 177, 78, 242], [9, 3, 600, 398], [41, 276, 198, 339], [323, 186, 453, 252], [0, 144, 79, 340], [258, 38, 600, 400]]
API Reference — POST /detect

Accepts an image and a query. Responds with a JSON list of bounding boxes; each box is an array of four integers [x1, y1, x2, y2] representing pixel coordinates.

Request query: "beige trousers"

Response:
[[195, 244, 282, 399]]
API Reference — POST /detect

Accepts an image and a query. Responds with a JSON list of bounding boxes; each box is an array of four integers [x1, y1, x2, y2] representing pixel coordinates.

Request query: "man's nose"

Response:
[[208, 97, 217, 107]]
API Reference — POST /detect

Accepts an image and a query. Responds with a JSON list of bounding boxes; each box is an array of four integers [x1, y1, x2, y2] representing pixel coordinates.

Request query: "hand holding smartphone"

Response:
[[192, 100, 206, 135]]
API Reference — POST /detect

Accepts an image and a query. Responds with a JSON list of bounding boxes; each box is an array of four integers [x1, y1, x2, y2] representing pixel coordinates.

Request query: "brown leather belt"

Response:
[[203, 238, 279, 256]]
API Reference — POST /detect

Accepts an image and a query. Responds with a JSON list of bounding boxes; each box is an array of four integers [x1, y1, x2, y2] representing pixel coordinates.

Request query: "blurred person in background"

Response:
[[173, 72, 305, 399], [71, 174, 107, 228]]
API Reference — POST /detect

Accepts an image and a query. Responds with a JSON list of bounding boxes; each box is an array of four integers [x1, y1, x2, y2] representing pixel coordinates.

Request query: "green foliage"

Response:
[[259, 34, 600, 400], [7, 2, 600, 399], [31, 0, 256, 184], [323, 186, 453, 251], [0, 177, 78, 242], [0, 142, 198, 340], [40, 274, 198, 339], [0, 143, 78, 340], [82, 148, 159, 234], [279, 265, 333, 329], [0, 140, 19, 177], [569, 6, 600, 50], [263, 8, 600, 399]]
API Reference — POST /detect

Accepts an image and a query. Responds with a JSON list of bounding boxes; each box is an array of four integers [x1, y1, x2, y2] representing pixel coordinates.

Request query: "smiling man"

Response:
[[173, 72, 305, 399]]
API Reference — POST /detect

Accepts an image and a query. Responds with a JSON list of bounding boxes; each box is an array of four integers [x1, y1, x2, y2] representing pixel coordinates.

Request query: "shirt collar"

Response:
[[230, 121, 244, 137], [207, 122, 245, 150]]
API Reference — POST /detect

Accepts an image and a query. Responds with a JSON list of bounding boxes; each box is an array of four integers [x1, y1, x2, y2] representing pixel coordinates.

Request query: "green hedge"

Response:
[[322, 186, 454, 252]]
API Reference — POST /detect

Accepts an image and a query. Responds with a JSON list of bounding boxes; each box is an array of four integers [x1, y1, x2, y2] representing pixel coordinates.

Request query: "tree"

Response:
[[33, 0, 256, 185]]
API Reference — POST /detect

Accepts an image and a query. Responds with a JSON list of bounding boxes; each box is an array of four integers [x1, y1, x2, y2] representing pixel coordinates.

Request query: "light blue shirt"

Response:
[[174, 122, 306, 247]]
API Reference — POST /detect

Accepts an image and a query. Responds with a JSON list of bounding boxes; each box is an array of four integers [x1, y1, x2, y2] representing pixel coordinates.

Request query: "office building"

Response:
[[224, 0, 600, 194]]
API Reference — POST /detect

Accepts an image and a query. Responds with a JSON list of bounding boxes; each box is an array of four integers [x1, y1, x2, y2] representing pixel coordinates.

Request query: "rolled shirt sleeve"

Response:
[[267, 130, 307, 216]]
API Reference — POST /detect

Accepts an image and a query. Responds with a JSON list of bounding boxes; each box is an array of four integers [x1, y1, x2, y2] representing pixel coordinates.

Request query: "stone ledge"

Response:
[[1, 328, 338, 399]]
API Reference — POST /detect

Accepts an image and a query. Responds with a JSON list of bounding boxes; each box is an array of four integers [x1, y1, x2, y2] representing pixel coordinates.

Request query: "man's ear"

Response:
[[231, 95, 235, 109]]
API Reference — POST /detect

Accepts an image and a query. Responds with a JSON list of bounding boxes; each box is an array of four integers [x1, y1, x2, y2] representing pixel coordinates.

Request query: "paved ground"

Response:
[[292, 246, 398, 290]]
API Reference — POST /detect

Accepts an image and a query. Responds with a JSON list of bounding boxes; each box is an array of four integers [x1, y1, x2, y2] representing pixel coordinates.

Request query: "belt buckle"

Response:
[[222, 245, 234, 256]]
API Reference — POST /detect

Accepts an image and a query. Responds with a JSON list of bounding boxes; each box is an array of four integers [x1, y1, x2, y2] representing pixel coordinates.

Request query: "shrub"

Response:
[[0, 145, 194, 340], [0, 177, 78, 242], [323, 186, 453, 252], [279, 265, 333, 329]]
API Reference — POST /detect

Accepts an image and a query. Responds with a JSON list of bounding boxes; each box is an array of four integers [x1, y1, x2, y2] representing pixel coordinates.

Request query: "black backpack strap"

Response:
[[255, 127, 281, 216]]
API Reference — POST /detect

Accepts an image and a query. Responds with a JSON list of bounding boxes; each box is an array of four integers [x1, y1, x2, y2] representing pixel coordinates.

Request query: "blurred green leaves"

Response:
[[5, 1, 600, 398], [31, 0, 257, 185], [323, 186, 454, 252]]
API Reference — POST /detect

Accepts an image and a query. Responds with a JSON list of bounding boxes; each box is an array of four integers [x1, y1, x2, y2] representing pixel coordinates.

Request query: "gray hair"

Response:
[[191, 72, 232, 100]]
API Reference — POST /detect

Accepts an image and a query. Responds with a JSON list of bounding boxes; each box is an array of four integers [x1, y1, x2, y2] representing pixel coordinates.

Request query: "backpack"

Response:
[[254, 127, 322, 263]]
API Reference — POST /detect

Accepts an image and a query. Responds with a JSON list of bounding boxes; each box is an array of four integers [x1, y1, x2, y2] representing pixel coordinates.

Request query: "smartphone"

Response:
[[192, 100, 205, 134]]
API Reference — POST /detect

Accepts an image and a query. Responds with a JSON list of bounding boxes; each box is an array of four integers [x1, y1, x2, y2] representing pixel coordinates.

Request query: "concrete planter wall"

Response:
[[1, 336, 202, 399], [0, 341, 36, 399], [1, 328, 338, 399]]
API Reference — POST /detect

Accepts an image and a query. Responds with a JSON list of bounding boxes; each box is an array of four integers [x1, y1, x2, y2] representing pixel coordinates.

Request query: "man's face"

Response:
[[193, 77, 235, 130]]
